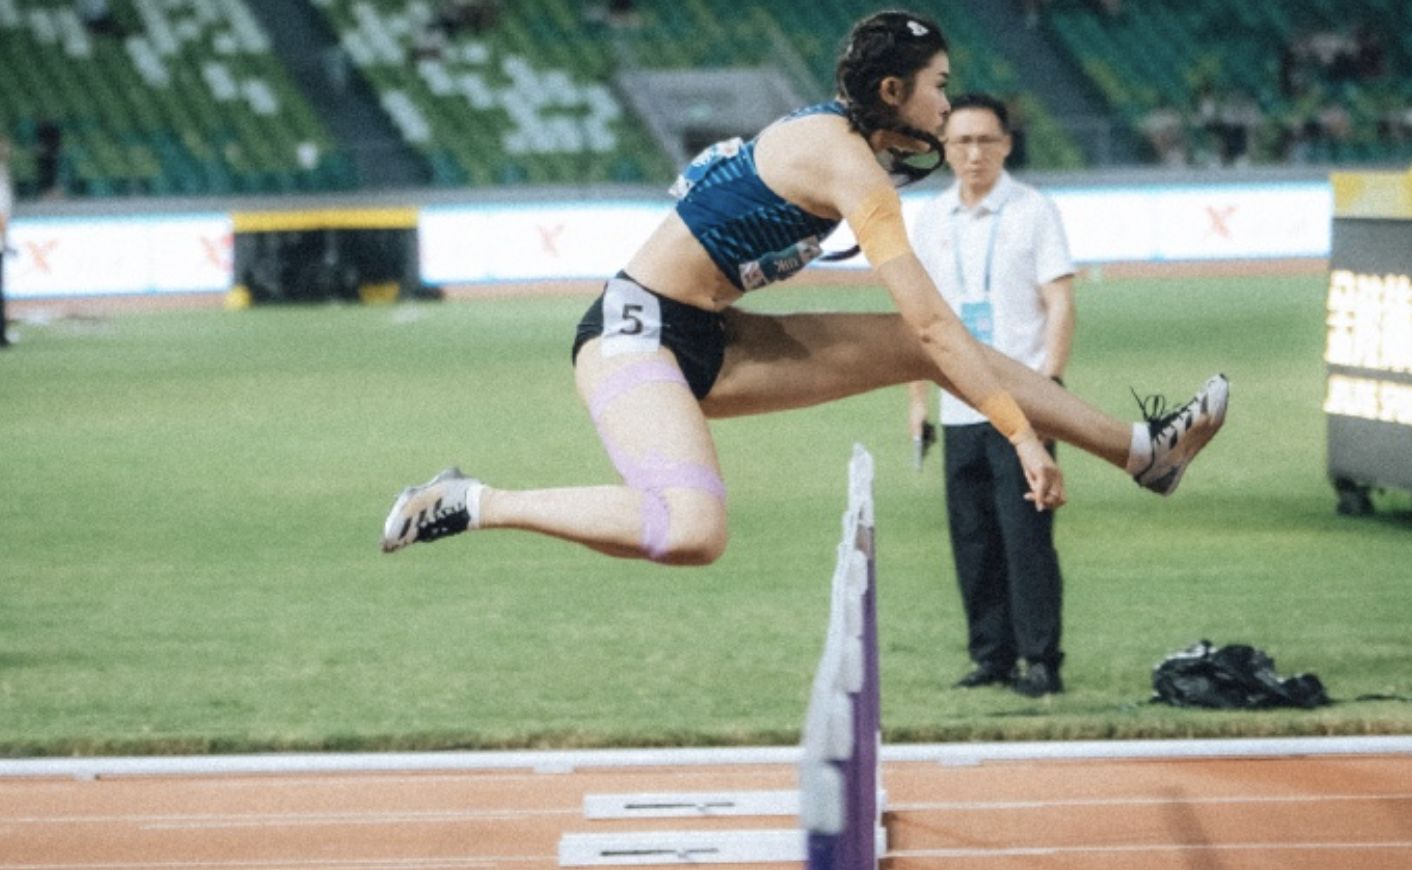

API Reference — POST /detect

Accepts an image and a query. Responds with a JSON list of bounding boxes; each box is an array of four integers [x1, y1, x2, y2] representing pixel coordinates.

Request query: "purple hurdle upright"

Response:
[[800, 445, 883, 870]]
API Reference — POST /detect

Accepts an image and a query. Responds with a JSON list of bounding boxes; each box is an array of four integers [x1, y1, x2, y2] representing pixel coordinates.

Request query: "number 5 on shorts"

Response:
[[602, 278, 663, 356]]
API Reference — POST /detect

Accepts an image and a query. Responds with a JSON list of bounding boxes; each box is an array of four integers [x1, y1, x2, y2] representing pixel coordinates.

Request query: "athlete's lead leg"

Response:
[[701, 308, 1226, 491], [703, 309, 1131, 463]]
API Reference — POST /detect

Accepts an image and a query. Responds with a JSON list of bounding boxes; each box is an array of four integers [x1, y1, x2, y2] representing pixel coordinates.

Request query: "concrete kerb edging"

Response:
[[2, 735, 1409, 780]]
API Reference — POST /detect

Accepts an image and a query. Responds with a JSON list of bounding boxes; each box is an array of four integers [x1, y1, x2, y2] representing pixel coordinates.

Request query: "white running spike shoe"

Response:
[[1132, 374, 1229, 496], [381, 467, 482, 553]]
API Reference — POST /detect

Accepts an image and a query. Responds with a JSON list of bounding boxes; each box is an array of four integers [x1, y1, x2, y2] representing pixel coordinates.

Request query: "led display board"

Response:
[[1323, 171, 1412, 512]]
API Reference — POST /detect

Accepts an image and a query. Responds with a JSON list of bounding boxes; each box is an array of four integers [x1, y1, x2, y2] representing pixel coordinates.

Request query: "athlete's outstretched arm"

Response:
[[816, 138, 1064, 508], [878, 250, 1065, 509]]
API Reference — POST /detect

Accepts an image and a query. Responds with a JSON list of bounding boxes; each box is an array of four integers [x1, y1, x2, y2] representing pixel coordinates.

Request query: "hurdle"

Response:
[[558, 445, 884, 867], [800, 444, 885, 869]]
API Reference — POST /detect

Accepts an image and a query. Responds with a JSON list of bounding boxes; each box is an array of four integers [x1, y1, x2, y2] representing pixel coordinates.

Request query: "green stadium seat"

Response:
[[3, 0, 340, 198], [311, 0, 686, 187], [1047, 0, 1411, 167]]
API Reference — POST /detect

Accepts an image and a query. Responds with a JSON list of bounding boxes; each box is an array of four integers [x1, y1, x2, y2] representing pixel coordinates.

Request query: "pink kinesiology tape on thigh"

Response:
[[588, 359, 687, 423], [587, 360, 726, 561]]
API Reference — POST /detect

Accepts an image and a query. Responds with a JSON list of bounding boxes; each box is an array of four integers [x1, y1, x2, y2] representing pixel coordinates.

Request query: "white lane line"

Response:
[[3, 735, 1408, 780], [889, 840, 1412, 859], [3, 807, 581, 829], [0, 857, 550, 870], [2, 771, 790, 793], [890, 792, 1412, 812]]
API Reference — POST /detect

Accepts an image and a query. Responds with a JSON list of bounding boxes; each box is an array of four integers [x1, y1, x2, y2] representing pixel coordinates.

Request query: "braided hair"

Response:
[[821, 10, 948, 261], [835, 9, 949, 184]]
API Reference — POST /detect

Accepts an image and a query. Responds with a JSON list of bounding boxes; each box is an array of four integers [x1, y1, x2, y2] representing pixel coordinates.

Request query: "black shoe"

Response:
[[955, 665, 1015, 689], [1012, 661, 1063, 697]]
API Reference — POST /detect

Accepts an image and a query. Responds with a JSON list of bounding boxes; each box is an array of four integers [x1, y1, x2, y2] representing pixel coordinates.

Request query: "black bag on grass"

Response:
[[1152, 640, 1329, 709]]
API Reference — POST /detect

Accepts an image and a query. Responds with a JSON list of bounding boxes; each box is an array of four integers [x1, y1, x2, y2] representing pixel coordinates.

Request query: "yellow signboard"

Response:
[[1330, 169, 1412, 219]]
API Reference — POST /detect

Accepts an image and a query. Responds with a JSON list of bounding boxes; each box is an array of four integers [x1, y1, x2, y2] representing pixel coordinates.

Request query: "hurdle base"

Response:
[[584, 788, 887, 820], [585, 789, 798, 819], [558, 827, 887, 866]]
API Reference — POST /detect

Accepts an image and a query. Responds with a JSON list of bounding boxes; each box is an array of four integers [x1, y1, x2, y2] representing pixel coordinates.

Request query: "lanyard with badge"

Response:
[[953, 197, 1005, 346]]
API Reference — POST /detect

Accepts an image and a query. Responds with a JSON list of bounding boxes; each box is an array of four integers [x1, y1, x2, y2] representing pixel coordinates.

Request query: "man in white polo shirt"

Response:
[[908, 93, 1075, 697]]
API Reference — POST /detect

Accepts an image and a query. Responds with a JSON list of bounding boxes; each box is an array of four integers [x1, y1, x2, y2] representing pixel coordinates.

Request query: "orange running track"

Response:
[[2, 738, 1410, 870]]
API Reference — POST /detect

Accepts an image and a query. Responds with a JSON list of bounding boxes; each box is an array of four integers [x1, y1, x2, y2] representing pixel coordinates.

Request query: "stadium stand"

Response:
[[0, 0, 352, 198], [2, 0, 1089, 199], [1046, 0, 1412, 167], [311, 0, 675, 187], [310, 0, 1084, 187], [7, 1, 1405, 201]]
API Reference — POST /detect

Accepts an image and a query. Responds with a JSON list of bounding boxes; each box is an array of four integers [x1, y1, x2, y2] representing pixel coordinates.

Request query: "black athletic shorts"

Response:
[[571, 272, 727, 400]]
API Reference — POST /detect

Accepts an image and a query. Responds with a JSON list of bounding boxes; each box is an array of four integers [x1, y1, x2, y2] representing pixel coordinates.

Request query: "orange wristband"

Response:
[[978, 391, 1036, 445]]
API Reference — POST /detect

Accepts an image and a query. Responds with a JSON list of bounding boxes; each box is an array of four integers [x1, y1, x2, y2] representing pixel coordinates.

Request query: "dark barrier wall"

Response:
[[231, 207, 421, 305]]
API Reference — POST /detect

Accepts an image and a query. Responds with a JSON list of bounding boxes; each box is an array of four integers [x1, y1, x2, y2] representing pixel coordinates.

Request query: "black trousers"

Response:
[[943, 423, 1063, 670], [0, 251, 8, 347]]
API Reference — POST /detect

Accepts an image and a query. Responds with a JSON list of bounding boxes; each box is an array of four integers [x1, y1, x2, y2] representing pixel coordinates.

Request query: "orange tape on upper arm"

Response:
[[846, 186, 911, 268]]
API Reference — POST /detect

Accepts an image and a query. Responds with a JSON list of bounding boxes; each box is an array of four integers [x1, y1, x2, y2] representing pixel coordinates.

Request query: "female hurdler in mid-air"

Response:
[[381, 9, 1228, 563]]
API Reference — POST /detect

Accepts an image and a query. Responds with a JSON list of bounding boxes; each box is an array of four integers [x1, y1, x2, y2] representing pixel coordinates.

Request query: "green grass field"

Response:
[[2, 272, 1409, 757]]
